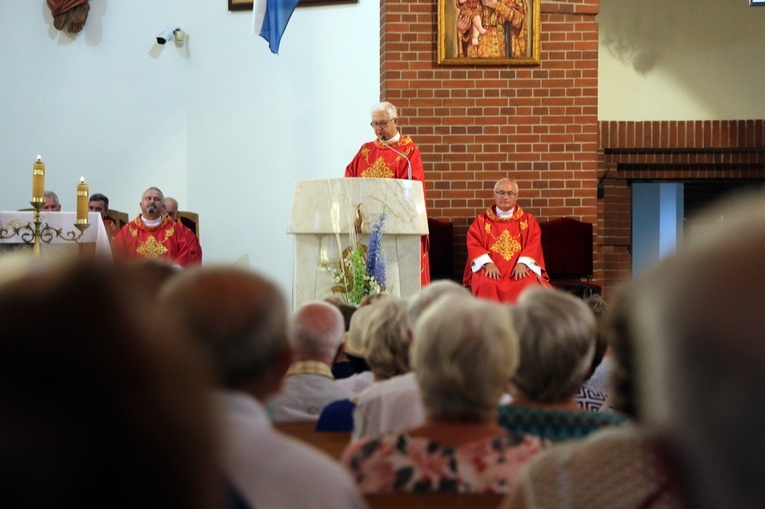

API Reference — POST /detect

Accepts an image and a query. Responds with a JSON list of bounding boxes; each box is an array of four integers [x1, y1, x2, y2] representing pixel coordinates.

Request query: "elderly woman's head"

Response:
[[363, 297, 412, 380], [412, 294, 519, 423], [510, 288, 597, 404]]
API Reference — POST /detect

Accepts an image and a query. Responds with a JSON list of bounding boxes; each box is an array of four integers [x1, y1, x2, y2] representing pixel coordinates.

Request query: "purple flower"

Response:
[[365, 212, 387, 289]]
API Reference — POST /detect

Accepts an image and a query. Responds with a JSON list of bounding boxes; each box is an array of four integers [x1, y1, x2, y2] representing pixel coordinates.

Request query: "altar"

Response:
[[288, 178, 428, 309], [0, 211, 112, 258]]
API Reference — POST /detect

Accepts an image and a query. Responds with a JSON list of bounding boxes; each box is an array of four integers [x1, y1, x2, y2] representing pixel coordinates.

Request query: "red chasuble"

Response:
[[345, 136, 430, 286], [462, 205, 549, 303], [103, 218, 119, 240], [112, 215, 202, 267]]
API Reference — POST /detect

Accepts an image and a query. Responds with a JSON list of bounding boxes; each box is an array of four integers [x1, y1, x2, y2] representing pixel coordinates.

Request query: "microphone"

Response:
[[380, 136, 413, 180]]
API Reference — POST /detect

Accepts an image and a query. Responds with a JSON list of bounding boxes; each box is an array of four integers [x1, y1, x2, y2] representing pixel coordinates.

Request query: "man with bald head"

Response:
[[112, 187, 201, 267], [164, 197, 179, 220], [267, 301, 352, 422], [160, 267, 366, 509]]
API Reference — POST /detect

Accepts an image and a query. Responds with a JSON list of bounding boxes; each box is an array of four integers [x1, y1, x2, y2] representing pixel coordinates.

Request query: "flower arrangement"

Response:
[[319, 211, 388, 306]]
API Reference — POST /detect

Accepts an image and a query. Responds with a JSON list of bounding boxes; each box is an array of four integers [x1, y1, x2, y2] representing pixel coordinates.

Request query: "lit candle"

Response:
[[77, 177, 89, 224], [32, 155, 45, 203]]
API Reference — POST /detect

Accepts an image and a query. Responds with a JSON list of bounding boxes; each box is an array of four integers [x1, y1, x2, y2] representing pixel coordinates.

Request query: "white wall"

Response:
[[598, 0, 765, 120], [0, 0, 379, 299]]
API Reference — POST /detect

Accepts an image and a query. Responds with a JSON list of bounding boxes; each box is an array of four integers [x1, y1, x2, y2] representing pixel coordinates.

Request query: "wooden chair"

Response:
[[273, 421, 351, 460], [177, 210, 199, 237], [106, 209, 129, 230], [539, 217, 601, 298]]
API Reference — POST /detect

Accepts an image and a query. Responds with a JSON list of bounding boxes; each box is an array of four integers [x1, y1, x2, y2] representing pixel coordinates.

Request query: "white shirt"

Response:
[[352, 372, 424, 440], [213, 391, 368, 509], [335, 371, 375, 395], [266, 362, 353, 422]]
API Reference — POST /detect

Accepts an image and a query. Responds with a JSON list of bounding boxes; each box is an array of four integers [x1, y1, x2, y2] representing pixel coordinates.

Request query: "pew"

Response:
[[274, 422, 507, 508], [273, 421, 351, 460], [365, 493, 505, 509]]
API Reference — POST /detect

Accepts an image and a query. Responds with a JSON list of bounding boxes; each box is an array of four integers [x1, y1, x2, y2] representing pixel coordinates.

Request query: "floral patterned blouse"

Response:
[[340, 432, 542, 493]]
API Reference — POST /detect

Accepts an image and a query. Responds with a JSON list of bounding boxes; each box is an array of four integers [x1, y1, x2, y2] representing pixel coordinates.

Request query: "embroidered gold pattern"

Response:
[[490, 230, 521, 261], [136, 236, 169, 258], [520, 220, 528, 231], [361, 157, 394, 178]]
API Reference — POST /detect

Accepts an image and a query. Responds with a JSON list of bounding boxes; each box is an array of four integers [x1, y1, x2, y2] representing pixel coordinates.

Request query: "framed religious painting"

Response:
[[229, 0, 356, 11], [438, 0, 540, 65]]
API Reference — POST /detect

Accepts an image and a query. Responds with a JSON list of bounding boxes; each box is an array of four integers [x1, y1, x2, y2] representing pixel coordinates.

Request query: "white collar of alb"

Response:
[[496, 206, 515, 218], [142, 216, 162, 227]]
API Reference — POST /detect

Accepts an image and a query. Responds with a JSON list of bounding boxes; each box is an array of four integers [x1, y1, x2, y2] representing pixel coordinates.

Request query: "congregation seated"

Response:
[[500, 286, 684, 509], [0, 259, 221, 509], [498, 287, 628, 443], [319, 297, 411, 432], [267, 300, 353, 422], [327, 299, 362, 381], [159, 266, 367, 509], [341, 293, 542, 493], [576, 293, 615, 412], [510, 190, 765, 509], [352, 280, 471, 439]]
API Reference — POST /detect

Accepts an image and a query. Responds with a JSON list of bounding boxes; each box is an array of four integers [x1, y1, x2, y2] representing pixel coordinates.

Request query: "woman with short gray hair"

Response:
[[498, 287, 627, 443], [341, 294, 541, 493]]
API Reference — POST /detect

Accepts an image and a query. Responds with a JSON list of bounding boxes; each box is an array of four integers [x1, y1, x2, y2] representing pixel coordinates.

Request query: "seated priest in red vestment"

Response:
[[89, 193, 119, 240], [463, 178, 550, 303], [345, 101, 430, 286], [112, 187, 202, 267]]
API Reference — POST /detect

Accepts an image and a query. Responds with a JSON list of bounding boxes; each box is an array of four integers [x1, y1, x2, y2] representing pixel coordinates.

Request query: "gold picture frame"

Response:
[[229, 0, 356, 11], [438, 0, 540, 66]]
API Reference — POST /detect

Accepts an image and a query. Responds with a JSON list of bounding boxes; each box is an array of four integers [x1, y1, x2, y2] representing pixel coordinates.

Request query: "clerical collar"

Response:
[[142, 216, 162, 227], [496, 206, 515, 218], [385, 132, 401, 143]]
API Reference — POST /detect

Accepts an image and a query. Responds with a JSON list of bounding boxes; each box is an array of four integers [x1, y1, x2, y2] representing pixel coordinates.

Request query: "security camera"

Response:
[[156, 28, 176, 45]]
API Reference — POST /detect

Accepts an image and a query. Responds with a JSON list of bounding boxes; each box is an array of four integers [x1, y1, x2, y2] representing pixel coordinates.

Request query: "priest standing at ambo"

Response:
[[345, 101, 430, 286]]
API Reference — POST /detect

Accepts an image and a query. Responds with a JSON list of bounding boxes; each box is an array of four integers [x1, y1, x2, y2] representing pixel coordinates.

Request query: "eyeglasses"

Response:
[[494, 190, 518, 198], [370, 119, 395, 128]]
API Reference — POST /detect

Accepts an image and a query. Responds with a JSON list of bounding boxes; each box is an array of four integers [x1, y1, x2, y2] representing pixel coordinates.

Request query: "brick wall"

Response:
[[379, 0, 601, 281], [599, 120, 765, 296], [378, 1, 765, 298]]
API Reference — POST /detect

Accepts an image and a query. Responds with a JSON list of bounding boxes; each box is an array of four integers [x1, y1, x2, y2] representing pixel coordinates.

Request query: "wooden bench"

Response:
[[274, 422, 507, 508], [365, 493, 505, 509], [273, 420, 351, 460]]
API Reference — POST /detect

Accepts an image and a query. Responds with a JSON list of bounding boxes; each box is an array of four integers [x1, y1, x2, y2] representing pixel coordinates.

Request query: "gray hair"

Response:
[[142, 186, 165, 204], [289, 300, 345, 359], [363, 297, 411, 380], [407, 279, 471, 326], [159, 266, 289, 393], [412, 294, 519, 423], [44, 190, 60, 204], [493, 178, 518, 193], [371, 101, 398, 120], [510, 287, 596, 403]]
